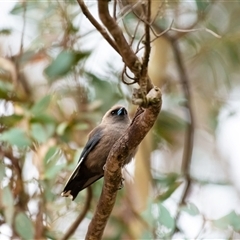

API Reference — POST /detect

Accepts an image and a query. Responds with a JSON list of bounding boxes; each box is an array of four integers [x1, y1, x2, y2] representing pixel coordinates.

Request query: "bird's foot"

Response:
[[118, 177, 125, 190]]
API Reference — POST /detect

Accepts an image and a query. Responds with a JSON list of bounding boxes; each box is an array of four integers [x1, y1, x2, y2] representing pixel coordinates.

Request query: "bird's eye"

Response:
[[110, 107, 127, 116]]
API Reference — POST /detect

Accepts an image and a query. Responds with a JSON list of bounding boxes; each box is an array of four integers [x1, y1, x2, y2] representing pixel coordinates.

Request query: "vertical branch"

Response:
[[152, 22, 195, 223], [172, 40, 194, 178], [140, 0, 152, 96], [61, 187, 92, 240], [170, 39, 195, 233], [113, 0, 117, 20], [142, 0, 151, 73]]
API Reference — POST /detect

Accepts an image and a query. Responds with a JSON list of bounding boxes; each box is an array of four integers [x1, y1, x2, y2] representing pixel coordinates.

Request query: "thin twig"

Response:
[[20, 1, 26, 56], [171, 27, 221, 38], [171, 40, 194, 178], [135, 33, 146, 54], [150, 2, 164, 25], [117, 1, 141, 23], [168, 35, 195, 235], [113, 0, 117, 20], [135, 23, 172, 54], [76, 0, 120, 54], [129, 17, 142, 47], [61, 187, 92, 240], [141, 0, 151, 75]]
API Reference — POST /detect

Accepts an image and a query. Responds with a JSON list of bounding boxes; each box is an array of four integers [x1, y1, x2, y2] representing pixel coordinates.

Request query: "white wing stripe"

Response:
[[62, 157, 84, 189]]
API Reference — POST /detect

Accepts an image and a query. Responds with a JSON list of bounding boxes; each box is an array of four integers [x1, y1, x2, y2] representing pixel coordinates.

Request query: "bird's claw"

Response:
[[118, 177, 125, 190]]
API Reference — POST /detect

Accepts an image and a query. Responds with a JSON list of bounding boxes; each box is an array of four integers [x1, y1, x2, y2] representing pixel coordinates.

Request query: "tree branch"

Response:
[[142, 0, 151, 73], [76, 0, 120, 54], [149, 21, 195, 235], [86, 87, 162, 239], [165, 33, 195, 236], [61, 187, 92, 240], [98, 0, 141, 76]]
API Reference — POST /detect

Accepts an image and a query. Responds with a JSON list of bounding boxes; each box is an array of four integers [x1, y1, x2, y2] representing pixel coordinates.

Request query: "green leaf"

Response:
[[213, 211, 240, 231], [86, 72, 122, 110], [43, 147, 63, 179], [0, 81, 14, 99], [181, 202, 200, 216], [0, 162, 5, 181], [31, 123, 48, 143], [155, 181, 181, 202], [2, 186, 14, 225], [0, 128, 31, 147], [141, 199, 155, 227], [158, 204, 175, 230], [195, 0, 211, 11], [44, 147, 59, 164], [0, 114, 23, 127], [31, 122, 55, 143], [45, 163, 64, 180], [14, 212, 35, 240], [155, 110, 186, 145], [10, 2, 39, 15], [45, 230, 57, 240], [31, 113, 56, 124], [56, 122, 69, 136], [0, 28, 12, 35], [154, 172, 179, 186], [31, 95, 51, 115], [44, 50, 90, 81]]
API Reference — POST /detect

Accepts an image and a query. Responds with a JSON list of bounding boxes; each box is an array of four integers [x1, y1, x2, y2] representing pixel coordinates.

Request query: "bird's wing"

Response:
[[61, 127, 103, 199]]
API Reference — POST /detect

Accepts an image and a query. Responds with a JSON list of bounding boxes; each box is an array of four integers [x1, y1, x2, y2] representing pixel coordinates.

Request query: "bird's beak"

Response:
[[117, 107, 127, 116]]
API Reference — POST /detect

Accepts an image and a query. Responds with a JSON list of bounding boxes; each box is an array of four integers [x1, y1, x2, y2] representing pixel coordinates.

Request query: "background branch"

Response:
[[151, 24, 195, 233], [61, 187, 92, 240]]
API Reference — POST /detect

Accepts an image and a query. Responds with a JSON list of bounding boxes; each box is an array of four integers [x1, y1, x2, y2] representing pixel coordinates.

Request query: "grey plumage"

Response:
[[61, 105, 133, 200]]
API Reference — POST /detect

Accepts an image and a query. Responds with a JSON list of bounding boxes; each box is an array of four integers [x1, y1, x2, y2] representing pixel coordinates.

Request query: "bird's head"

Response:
[[101, 105, 130, 125]]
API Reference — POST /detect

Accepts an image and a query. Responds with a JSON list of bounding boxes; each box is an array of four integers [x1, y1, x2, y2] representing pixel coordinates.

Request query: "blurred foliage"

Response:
[[0, 1, 240, 239]]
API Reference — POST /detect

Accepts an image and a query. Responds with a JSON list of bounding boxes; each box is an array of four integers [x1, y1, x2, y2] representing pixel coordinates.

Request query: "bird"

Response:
[[61, 105, 134, 200]]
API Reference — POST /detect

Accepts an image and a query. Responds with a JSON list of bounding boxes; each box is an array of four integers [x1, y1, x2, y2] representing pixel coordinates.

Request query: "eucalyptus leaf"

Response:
[[10, 2, 39, 15], [86, 72, 122, 110], [0, 162, 5, 181], [155, 181, 181, 202], [0, 128, 31, 147], [2, 186, 14, 225], [14, 212, 35, 240], [44, 147, 63, 179], [0, 81, 14, 98], [44, 146, 59, 165], [0, 28, 12, 35], [31, 123, 55, 143], [0, 114, 23, 127], [31, 95, 51, 115], [158, 204, 175, 230], [181, 202, 200, 216], [45, 50, 90, 81], [213, 211, 240, 231], [56, 122, 68, 136]]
